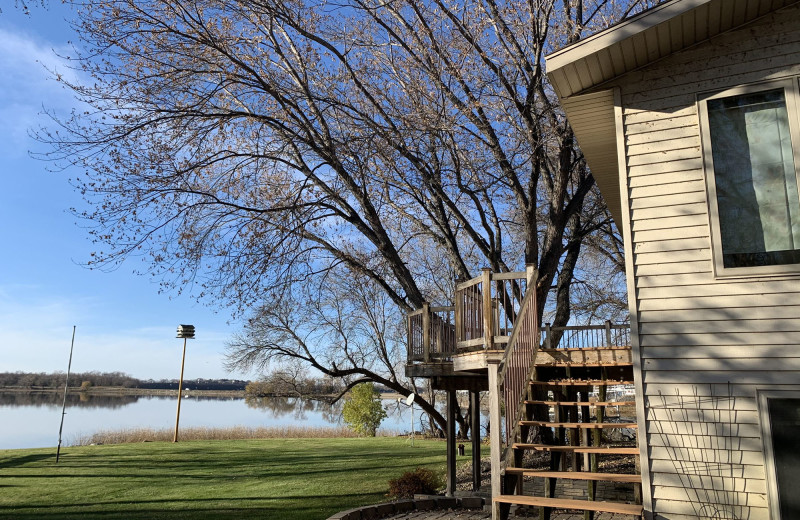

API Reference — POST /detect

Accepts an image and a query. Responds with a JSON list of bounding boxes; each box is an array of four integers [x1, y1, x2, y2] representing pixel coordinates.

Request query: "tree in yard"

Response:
[[38, 0, 663, 434], [341, 382, 387, 437]]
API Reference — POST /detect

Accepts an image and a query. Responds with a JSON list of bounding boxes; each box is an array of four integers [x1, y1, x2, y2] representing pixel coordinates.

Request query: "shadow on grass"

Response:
[[0, 440, 448, 519], [0, 453, 54, 469]]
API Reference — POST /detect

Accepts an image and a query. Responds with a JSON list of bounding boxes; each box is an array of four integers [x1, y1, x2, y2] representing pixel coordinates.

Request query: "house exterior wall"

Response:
[[611, 4, 800, 519]]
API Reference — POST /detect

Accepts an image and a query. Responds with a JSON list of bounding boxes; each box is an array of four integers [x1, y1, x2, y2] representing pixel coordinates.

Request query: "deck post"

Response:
[[605, 320, 612, 346], [446, 389, 457, 496], [482, 268, 493, 350], [544, 323, 551, 349], [471, 389, 481, 491], [454, 279, 463, 346], [488, 357, 502, 520], [526, 263, 537, 285], [422, 302, 431, 363]]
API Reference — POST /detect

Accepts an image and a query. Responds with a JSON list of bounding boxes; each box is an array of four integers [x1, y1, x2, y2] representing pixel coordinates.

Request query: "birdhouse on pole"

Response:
[[176, 325, 196, 339]]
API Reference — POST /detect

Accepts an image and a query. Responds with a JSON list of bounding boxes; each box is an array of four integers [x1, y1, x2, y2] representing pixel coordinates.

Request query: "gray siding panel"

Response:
[[618, 4, 800, 518]]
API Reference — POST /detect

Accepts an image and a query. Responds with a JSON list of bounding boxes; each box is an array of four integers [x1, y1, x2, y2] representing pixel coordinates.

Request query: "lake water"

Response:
[[0, 392, 428, 450]]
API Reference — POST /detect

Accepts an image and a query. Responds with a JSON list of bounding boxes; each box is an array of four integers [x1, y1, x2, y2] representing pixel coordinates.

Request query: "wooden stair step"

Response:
[[520, 420, 638, 429], [512, 444, 639, 455], [504, 468, 641, 483], [525, 400, 635, 407], [530, 380, 634, 386], [494, 495, 643, 516]]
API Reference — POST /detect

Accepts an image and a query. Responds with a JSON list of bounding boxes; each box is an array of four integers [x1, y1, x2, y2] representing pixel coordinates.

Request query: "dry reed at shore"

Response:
[[68, 425, 404, 445]]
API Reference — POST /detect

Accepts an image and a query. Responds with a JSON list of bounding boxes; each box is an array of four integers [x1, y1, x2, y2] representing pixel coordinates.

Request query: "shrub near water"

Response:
[[342, 382, 388, 436]]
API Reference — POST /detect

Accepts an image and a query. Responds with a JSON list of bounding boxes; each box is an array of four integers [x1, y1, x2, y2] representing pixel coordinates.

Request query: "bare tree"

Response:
[[39, 0, 661, 431]]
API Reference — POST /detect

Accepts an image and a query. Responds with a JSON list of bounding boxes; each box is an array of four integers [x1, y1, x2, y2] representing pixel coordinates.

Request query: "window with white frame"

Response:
[[699, 80, 800, 276]]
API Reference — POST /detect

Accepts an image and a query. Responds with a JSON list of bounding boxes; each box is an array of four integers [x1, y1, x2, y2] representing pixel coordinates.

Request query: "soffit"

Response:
[[561, 90, 622, 226], [545, 0, 800, 228], [547, 0, 800, 100]]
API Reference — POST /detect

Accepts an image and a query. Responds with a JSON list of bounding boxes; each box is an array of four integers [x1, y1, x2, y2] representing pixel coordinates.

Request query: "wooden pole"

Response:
[[173, 336, 188, 442], [488, 359, 502, 520], [446, 389, 457, 496], [526, 264, 537, 285], [422, 302, 431, 363], [56, 326, 76, 463], [471, 390, 481, 491], [454, 279, 463, 347], [482, 268, 493, 350]]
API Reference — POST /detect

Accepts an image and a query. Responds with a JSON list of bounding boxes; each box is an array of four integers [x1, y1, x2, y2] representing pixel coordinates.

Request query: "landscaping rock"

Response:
[[326, 507, 362, 520], [393, 500, 416, 513], [458, 497, 484, 509], [413, 498, 437, 511], [374, 503, 396, 516], [434, 497, 457, 509]]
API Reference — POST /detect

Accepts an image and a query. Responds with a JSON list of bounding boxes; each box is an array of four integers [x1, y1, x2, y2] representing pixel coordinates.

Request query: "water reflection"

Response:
[[3, 392, 351, 419], [245, 395, 343, 423], [0, 392, 426, 449], [0, 392, 139, 408]]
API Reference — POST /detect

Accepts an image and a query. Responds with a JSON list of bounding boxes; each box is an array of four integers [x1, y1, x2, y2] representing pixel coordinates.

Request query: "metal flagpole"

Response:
[[56, 326, 76, 463]]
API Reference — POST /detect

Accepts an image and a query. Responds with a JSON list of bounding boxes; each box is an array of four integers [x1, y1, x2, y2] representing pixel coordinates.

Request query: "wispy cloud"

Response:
[[0, 285, 240, 380], [0, 26, 81, 156]]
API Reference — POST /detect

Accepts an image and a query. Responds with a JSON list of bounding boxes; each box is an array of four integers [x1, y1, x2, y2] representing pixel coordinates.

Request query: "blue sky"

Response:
[[0, 4, 247, 380]]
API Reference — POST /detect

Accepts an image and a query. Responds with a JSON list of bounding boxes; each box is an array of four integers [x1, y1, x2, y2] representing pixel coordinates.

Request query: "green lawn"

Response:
[[0, 438, 467, 520]]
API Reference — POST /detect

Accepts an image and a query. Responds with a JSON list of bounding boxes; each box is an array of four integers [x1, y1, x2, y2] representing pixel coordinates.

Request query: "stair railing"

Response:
[[541, 321, 630, 350], [498, 267, 538, 447], [407, 303, 456, 362]]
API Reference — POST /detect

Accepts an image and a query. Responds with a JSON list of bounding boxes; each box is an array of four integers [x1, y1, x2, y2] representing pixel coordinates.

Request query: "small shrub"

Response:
[[79, 381, 92, 391], [387, 467, 442, 499]]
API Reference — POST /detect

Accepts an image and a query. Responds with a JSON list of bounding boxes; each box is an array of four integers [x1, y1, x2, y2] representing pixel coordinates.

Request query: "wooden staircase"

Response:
[[497, 347, 643, 519], [404, 267, 640, 518]]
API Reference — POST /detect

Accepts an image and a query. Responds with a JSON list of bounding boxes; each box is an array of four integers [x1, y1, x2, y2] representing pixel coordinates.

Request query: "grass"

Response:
[[0, 437, 468, 520]]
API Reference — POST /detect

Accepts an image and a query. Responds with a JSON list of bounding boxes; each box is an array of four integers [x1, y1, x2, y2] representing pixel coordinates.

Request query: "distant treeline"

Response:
[[0, 371, 249, 391], [245, 371, 342, 398]]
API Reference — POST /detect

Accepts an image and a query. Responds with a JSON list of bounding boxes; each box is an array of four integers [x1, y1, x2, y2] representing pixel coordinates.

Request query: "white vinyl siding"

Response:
[[613, 4, 800, 518]]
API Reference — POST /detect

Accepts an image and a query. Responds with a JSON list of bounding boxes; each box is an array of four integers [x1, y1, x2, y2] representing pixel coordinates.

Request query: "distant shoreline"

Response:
[[0, 387, 406, 400], [0, 387, 245, 398]]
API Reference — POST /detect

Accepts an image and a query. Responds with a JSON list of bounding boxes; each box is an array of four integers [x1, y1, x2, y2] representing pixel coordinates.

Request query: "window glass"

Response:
[[707, 88, 800, 268], [767, 398, 800, 519]]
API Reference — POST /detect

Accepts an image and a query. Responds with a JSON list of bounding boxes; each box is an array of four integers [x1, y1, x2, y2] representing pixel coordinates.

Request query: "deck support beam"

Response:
[[488, 357, 502, 520], [446, 389, 457, 496], [471, 389, 481, 491]]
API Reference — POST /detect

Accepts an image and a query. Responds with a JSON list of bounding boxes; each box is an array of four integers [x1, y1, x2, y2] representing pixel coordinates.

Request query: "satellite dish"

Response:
[[405, 393, 415, 406]]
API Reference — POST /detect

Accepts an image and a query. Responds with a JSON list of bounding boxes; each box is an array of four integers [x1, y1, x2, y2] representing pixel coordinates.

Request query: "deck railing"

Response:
[[454, 267, 534, 351], [540, 321, 630, 349], [407, 304, 456, 362], [498, 272, 538, 446]]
